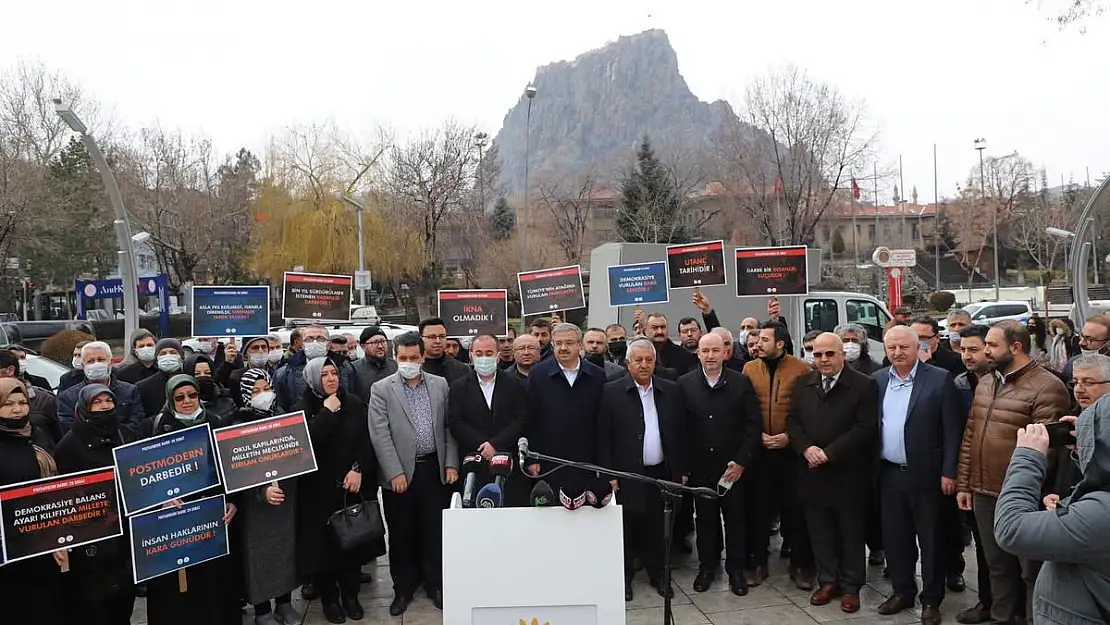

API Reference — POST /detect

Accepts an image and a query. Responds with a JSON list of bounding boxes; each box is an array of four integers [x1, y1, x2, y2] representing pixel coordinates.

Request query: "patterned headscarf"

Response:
[[0, 378, 57, 478], [239, 368, 272, 407]]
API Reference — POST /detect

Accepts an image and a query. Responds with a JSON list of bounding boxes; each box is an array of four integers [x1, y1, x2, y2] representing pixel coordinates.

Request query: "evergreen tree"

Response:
[[616, 136, 688, 243], [830, 228, 846, 257], [487, 197, 516, 240]]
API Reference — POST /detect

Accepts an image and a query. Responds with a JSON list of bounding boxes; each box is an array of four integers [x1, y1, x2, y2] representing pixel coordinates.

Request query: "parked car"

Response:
[[22, 353, 70, 391], [0, 320, 96, 352], [963, 301, 1033, 326]]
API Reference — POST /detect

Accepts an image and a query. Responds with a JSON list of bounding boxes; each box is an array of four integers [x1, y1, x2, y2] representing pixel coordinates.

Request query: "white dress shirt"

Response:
[[559, 359, 581, 386], [477, 373, 496, 409], [822, 368, 844, 392], [638, 381, 665, 466]]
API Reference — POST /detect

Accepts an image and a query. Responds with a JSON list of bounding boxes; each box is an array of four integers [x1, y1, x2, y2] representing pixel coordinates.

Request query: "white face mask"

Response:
[[248, 352, 268, 367], [303, 342, 328, 360], [803, 351, 816, 366], [157, 354, 183, 373], [473, 356, 498, 376], [250, 390, 276, 412], [85, 362, 111, 382], [1055, 328, 1066, 337], [397, 362, 422, 380], [737, 330, 750, 347], [266, 350, 284, 365], [71, 356, 83, 370], [135, 346, 156, 362], [17, 360, 26, 374], [197, 341, 215, 355], [844, 342, 861, 362]]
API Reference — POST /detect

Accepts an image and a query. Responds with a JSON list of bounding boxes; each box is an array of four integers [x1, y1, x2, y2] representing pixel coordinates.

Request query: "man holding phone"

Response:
[[956, 320, 1070, 624], [1043, 353, 1110, 511]]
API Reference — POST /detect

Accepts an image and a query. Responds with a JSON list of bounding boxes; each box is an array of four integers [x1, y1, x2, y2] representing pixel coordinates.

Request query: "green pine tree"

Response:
[[616, 136, 688, 243], [487, 196, 516, 240], [830, 228, 846, 257]]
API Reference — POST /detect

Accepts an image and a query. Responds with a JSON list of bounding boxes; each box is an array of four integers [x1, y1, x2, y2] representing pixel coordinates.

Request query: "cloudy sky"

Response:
[[4, 0, 1107, 199]]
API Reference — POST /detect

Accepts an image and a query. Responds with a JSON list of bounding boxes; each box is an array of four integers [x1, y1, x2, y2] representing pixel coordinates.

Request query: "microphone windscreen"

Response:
[[586, 477, 614, 508], [461, 454, 484, 474], [490, 453, 512, 478], [530, 480, 556, 507], [558, 485, 587, 511], [476, 483, 502, 509]]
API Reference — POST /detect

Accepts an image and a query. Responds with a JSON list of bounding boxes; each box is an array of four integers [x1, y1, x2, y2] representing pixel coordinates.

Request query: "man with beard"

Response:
[[677, 317, 705, 354], [418, 317, 471, 384], [743, 321, 815, 590], [950, 324, 994, 624], [497, 328, 517, 369], [510, 335, 541, 381], [583, 328, 627, 381], [642, 312, 698, 374], [1061, 314, 1110, 380], [957, 321, 1069, 624], [605, 324, 628, 366], [354, 327, 397, 402], [530, 318, 555, 362]]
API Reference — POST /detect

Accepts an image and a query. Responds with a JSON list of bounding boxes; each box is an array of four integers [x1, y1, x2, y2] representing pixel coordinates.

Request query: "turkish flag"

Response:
[[851, 179, 861, 200]]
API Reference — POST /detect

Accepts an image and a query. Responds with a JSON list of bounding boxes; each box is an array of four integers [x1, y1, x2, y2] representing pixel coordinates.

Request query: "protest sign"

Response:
[[112, 424, 221, 516], [517, 265, 586, 316], [212, 411, 317, 493], [606, 261, 669, 307], [129, 494, 229, 584], [0, 467, 122, 564], [666, 240, 727, 289], [437, 290, 508, 338], [281, 272, 352, 322], [734, 245, 809, 297], [191, 285, 270, 338]]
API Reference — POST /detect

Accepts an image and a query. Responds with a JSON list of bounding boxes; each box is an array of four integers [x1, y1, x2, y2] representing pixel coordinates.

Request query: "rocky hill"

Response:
[[493, 29, 740, 193]]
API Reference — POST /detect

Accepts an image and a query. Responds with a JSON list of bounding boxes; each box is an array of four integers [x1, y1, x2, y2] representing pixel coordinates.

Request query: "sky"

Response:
[[3, 0, 1108, 200]]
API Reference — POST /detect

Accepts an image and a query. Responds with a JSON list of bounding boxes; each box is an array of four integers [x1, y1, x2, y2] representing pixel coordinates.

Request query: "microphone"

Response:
[[490, 453, 512, 490], [517, 437, 530, 471], [460, 454, 485, 508], [585, 476, 614, 508], [530, 480, 556, 507], [476, 483, 503, 508], [558, 485, 587, 511]]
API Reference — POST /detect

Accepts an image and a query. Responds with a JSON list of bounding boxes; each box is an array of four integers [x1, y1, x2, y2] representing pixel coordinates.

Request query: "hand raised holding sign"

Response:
[[550, 313, 563, 325], [767, 296, 780, 320], [224, 340, 238, 364], [633, 307, 646, 334], [692, 288, 711, 314]]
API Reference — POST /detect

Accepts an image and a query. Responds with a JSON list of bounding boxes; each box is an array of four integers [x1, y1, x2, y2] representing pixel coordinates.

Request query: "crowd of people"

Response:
[[1, 294, 1109, 624]]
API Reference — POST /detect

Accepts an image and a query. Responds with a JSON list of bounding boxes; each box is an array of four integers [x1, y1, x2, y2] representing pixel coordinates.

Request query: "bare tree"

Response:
[[1032, 0, 1109, 29], [267, 121, 389, 202], [717, 65, 878, 246], [387, 121, 481, 290], [536, 169, 601, 264]]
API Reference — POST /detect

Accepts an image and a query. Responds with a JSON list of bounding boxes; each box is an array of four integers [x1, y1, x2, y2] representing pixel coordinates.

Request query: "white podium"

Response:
[[443, 492, 627, 625]]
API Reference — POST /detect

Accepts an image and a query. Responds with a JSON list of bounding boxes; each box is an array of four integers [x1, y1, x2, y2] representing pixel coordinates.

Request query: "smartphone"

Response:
[[1047, 422, 1077, 448]]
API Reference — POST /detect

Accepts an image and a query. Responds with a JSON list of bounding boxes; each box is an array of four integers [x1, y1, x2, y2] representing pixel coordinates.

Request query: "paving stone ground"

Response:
[[130, 533, 983, 624]]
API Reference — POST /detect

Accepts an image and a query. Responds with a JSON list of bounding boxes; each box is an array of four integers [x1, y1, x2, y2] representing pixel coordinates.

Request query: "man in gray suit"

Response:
[[369, 331, 459, 616]]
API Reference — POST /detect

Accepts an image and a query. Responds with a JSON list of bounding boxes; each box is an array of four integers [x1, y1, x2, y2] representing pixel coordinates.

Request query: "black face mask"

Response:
[[87, 407, 119, 428], [0, 415, 29, 430], [196, 377, 217, 400], [608, 340, 627, 358], [585, 353, 607, 368]]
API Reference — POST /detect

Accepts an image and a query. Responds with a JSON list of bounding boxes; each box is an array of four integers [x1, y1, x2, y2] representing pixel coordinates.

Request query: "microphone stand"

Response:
[[521, 448, 717, 625]]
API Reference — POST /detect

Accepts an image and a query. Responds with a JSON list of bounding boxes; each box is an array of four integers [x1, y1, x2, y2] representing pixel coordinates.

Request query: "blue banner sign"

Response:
[[191, 285, 270, 338], [129, 494, 229, 584], [112, 424, 221, 516], [607, 261, 670, 307]]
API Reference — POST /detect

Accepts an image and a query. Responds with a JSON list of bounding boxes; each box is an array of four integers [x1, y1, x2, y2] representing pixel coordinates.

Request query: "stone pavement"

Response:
[[131, 536, 985, 624]]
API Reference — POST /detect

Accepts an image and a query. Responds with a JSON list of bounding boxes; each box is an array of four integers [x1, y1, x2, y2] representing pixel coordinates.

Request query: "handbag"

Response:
[[326, 491, 385, 551]]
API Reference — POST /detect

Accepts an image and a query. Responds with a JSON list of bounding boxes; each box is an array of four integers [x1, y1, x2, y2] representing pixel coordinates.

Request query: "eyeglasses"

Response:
[[1073, 379, 1110, 389], [813, 350, 838, 359], [422, 334, 448, 341], [363, 339, 387, 346], [1081, 335, 1109, 344], [553, 340, 579, 349], [303, 336, 329, 344], [174, 391, 199, 401]]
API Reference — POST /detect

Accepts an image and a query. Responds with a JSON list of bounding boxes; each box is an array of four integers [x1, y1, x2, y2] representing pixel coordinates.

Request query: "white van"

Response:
[[963, 301, 1033, 326]]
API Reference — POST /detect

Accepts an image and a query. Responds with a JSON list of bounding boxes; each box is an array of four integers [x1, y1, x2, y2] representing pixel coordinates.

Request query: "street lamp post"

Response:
[[974, 138, 999, 299], [475, 132, 488, 214], [521, 85, 537, 274], [337, 194, 367, 306], [54, 99, 141, 340]]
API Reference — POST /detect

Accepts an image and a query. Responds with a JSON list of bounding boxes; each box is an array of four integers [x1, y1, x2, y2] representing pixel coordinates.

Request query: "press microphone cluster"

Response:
[[530, 480, 556, 507], [460, 454, 485, 509], [490, 453, 512, 491], [476, 483, 502, 508]]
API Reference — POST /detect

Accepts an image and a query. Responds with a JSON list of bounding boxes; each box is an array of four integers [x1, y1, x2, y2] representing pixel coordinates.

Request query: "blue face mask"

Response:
[[473, 356, 498, 376]]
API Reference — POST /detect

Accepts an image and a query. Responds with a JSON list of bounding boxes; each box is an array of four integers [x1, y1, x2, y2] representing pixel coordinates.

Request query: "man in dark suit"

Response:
[[787, 332, 878, 614], [678, 332, 762, 596], [872, 325, 963, 625], [447, 334, 527, 505], [523, 323, 606, 494], [598, 338, 688, 601]]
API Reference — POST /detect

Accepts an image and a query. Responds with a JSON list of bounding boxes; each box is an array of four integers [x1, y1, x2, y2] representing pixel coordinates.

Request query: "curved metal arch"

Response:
[[1070, 175, 1110, 323]]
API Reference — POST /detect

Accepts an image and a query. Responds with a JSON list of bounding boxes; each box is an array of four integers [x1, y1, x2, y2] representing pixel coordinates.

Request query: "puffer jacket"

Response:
[[957, 359, 1069, 497], [742, 353, 810, 435]]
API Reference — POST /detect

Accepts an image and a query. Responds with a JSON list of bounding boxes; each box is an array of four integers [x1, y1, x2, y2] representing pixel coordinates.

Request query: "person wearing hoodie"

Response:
[[417, 317, 471, 384], [58, 342, 144, 435], [229, 369, 302, 625], [994, 399, 1110, 624], [54, 384, 136, 625], [353, 326, 397, 402], [114, 329, 160, 385], [136, 338, 186, 417], [185, 353, 237, 421]]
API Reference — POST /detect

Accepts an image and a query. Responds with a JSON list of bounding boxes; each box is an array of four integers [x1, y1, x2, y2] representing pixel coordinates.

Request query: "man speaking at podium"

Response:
[[524, 323, 606, 494], [598, 338, 688, 601], [447, 334, 528, 506]]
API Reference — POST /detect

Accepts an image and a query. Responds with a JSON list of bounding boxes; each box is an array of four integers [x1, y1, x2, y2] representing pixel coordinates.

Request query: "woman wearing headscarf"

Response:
[[0, 378, 65, 625], [228, 368, 302, 625], [185, 353, 237, 422], [54, 384, 136, 625], [139, 374, 241, 625], [293, 357, 377, 624]]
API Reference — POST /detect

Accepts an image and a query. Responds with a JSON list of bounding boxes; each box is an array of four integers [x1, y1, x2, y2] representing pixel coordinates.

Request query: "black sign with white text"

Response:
[[517, 265, 586, 316], [281, 272, 352, 322], [437, 290, 509, 338], [734, 246, 809, 297], [666, 240, 727, 289]]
